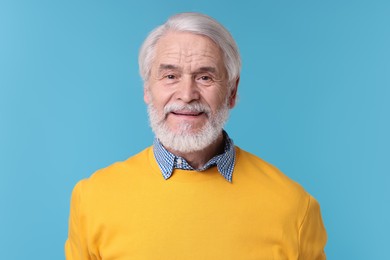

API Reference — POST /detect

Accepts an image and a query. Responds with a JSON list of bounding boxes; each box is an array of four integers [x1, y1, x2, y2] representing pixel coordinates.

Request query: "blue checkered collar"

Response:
[[153, 131, 236, 182]]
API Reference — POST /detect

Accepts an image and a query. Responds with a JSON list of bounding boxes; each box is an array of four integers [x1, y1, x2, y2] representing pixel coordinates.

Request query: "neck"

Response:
[[166, 132, 225, 169]]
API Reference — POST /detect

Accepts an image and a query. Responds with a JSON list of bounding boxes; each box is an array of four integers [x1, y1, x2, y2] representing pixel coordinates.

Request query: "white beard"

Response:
[[147, 100, 230, 153]]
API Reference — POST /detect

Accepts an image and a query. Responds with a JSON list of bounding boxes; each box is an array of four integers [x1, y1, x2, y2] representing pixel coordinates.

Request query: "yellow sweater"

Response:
[[65, 146, 327, 259]]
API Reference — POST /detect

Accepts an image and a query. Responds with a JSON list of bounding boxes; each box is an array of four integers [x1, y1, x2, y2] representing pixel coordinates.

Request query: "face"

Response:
[[144, 32, 238, 152]]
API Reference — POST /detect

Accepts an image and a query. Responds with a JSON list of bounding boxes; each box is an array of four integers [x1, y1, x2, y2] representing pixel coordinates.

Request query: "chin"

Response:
[[156, 124, 221, 153], [147, 101, 230, 153]]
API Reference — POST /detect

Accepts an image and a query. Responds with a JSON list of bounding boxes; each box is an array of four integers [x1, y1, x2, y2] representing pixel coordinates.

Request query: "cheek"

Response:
[[149, 96, 169, 117], [147, 84, 173, 105], [208, 91, 229, 110], [152, 96, 169, 111]]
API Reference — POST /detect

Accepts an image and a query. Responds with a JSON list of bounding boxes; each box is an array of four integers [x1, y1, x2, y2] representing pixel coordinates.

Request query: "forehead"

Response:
[[153, 32, 224, 70]]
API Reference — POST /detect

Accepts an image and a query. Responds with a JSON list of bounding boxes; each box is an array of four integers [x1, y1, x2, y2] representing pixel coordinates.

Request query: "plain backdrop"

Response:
[[1, 0, 389, 259]]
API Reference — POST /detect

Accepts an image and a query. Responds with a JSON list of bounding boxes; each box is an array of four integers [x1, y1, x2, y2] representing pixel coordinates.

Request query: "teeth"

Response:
[[173, 112, 202, 116]]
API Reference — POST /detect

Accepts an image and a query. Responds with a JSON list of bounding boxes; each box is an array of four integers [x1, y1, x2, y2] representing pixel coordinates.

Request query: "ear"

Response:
[[228, 77, 240, 108], [144, 85, 151, 104]]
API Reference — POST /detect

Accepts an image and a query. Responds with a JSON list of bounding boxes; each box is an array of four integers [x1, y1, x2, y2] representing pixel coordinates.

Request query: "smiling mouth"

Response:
[[171, 111, 204, 117]]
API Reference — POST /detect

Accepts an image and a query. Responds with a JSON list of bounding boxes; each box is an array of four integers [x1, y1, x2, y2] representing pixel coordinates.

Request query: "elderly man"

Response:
[[65, 12, 327, 259]]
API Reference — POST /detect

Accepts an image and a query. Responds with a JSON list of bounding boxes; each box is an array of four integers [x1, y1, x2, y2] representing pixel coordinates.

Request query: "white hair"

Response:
[[138, 12, 241, 91]]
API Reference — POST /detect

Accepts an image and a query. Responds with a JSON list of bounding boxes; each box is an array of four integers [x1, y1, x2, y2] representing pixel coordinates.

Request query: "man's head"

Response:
[[139, 13, 241, 153]]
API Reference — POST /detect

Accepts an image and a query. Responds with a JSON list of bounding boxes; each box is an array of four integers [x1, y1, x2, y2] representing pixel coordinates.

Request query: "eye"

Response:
[[166, 74, 176, 79], [197, 75, 213, 82], [196, 75, 213, 85]]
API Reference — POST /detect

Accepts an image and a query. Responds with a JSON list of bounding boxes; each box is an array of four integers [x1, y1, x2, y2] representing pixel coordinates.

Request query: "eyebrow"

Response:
[[159, 64, 180, 72], [196, 66, 217, 74], [158, 64, 218, 76]]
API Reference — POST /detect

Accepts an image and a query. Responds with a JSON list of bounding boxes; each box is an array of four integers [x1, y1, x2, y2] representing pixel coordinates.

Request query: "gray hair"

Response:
[[138, 12, 241, 90]]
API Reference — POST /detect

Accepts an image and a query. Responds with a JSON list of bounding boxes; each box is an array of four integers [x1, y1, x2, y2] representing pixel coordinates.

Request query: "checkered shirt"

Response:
[[153, 131, 236, 182]]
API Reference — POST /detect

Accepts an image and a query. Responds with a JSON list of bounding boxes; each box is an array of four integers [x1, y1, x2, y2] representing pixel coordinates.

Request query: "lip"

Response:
[[171, 111, 204, 116], [168, 111, 206, 121]]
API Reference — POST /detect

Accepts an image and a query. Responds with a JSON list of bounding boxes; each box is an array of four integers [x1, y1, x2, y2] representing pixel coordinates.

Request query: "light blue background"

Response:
[[1, 0, 389, 259]]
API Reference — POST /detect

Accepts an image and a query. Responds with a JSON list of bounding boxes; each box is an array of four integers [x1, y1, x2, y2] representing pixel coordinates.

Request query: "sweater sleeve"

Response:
[[298, 195, 327, 260], [65, 180, 90, 260]]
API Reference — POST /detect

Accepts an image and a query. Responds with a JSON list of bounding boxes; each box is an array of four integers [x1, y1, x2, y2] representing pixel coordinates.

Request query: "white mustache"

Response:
[[164, 103, 211, 115]]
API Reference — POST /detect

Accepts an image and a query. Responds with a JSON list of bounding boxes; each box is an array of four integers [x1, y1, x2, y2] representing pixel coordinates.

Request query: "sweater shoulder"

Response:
[[235, 146, 309, 199], [79, 146, 153, 189]]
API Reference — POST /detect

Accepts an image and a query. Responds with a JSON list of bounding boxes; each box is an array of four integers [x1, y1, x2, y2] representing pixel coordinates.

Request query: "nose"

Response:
[[176, 76, 200, 103]]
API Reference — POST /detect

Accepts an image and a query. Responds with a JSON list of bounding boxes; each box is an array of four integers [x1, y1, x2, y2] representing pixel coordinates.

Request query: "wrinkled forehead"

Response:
[[152, 32, 226, 73]]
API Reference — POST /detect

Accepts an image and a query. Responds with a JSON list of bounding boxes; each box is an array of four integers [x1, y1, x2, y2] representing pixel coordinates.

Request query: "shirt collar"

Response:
[[153, 131, 236, 182]]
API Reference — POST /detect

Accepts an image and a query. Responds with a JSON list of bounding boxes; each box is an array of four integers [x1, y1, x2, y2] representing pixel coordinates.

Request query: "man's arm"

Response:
[[65, 180, 90, 260], [299, 195, 327, 260]]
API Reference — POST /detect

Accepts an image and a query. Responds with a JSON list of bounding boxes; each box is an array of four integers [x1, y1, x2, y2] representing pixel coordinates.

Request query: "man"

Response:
[[65, 12, 327, 259]]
